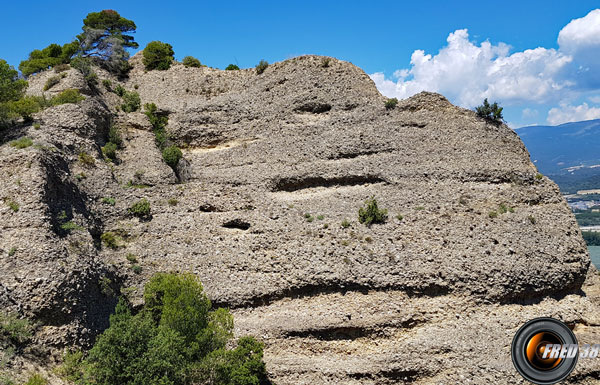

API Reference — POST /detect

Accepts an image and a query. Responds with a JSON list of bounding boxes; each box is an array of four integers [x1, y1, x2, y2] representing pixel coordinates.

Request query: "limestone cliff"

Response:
[[1, 54, 599, 384]]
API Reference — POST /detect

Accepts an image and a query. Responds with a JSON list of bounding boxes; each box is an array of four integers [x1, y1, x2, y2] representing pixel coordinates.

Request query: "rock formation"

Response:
[[1, 54, 599, 383]]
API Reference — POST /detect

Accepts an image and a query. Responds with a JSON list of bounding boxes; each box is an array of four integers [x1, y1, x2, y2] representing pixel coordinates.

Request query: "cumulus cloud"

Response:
[[370, 8, 600, 124], [547, 103, 600, 125]]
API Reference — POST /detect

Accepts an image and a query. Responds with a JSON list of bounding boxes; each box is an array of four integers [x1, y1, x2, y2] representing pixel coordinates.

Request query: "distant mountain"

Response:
[[517, 119, 600, 175], [516, 119, 600, 193]]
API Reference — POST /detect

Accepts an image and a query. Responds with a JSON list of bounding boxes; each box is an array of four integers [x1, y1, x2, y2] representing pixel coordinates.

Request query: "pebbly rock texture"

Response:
[[1, 53, 599, 384]]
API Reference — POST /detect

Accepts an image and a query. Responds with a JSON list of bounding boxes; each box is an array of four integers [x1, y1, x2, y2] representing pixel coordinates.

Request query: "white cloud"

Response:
[[558, 9, 600, 52], [371, 9, 600, 111], [590, 95, 600, 103], [547, 102, 600, 125], [522, 108, 539, 119]]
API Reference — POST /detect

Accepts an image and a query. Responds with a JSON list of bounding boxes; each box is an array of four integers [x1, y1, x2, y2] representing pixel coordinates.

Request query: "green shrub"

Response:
[[33, 123, 41, 129], [108, 125, 123, 148], [102, 79, 112, 90], [83, 272, 266, 385], [535, 173, 543, 180], [9, 97, 41, 122], [126, 253, 138, 263], [396, 214, 403, 221], [70, 57, 98, 87], [162, 146, 182, 169], [131, 264, 142, 274], [60, 221, 85, 232], [121, 91, 140, 113], [143, 41, 175, 71], [102, 142, 117, 161], [101, 197, 116, 206], [475, 98, 503, 123], [145, 103, 169, 148], [255, 59, 269, 74], [101, 232, 119, 249], [385, 98, 398, 110], [358, 197, 388, 226], [79, 151, 95, 167], [225, 64, 239, 71], [182, 56, 202, 68], [129, 198, 151, 218], [488, 211, 498, 218], [50, 89, 85, 106], [6, 198, 19, 212], [10, 137, 33, 149], [0, 312, 33, 345], [54, 63, 70, 73], [24, 374, 46, 385], [341, 219, 351, 228], [8, 247, 16, 257], [18, 41, 78, 77], [43, 75, 62, 91], [114, 84, 126, 97], [56, 351, 85, 383]]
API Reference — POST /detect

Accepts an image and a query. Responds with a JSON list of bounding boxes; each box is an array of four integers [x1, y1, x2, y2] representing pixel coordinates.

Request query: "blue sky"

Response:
[[2, 1, 600, 127]]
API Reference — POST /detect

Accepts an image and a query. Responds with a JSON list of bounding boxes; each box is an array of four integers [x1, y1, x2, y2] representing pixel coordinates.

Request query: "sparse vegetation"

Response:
[[43, 75, 62, 91], [114, 84, 126, 97], [56, 350, 85, 383], [101, 232, 119, 249], [143, 41, 175, 70], [5, 199, 19, 212], [121, 91, 140, 112], [323, 223, 329, 229], [475, 98, 503, 124], [341, 219, 351, 228], [317, 214, 324, 220], [10, 137, 33, 149], [8, 247, 16, 257], [50, 89, 85, 106], [129, 198, 151, 218], [101, 197, 116, 206], [528, 215, 536, 224], [24, 374, 47, 385], [101, 142, 117, 161], [108, 125, 123, 148], [535, 173, 543, 180], [33, 123, 41, 129], [225, 64, 239, 70], [0, 312, 33, 345], [488, 211, 498, 218], [358, 197, 388, 226], [167, 198, 178, 206], [255, 59, 269, 75], [79, 151, 95, 167], [182, 56, 202, 68], [385, 98, 398, 110], [396, 214, 403, 221], [102, 79, 112, 90], [321, 57, 331, 68], [131, 264, 142, 274], [126, 253, 137, 263], [60, 221, 85, 232]]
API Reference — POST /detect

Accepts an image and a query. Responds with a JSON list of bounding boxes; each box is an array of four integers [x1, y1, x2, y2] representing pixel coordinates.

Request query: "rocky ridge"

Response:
[[0, 53, 599, 383]]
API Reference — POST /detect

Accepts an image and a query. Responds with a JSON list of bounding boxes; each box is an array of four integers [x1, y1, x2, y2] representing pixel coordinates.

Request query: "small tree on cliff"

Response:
[[475, 98, 504, 124]]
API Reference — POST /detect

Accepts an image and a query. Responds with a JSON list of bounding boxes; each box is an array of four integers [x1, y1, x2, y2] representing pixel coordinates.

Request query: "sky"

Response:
[[1, 1, 600, 128]]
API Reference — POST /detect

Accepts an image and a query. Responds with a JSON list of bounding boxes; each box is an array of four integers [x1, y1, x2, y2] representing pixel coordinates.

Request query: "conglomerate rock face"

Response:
[[1, 54, 599, 383]]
